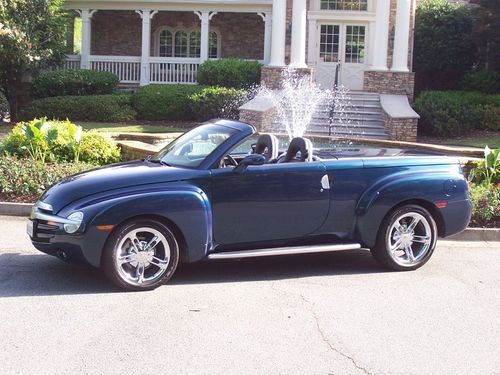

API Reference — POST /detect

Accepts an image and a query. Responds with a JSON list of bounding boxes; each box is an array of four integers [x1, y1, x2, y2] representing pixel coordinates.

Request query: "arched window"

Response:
[[157, 28, 219, 58], [209, 31, 219, 59], [159, 30, 173, 57], [174, 31, 188, 57], [189, 31, 201, 58]]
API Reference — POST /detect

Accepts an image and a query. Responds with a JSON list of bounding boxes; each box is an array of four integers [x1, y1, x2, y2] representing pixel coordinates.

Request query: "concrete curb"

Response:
[[0, 201, 498, 242], [0, 202, 33, 217], [447, 228, 500, 242]]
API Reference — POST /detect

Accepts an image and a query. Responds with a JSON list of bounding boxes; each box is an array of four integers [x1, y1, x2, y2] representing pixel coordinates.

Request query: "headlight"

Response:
[[64, 212, 84, 234]]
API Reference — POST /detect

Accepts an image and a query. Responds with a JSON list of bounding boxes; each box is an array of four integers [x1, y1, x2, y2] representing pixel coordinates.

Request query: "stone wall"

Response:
[[91, 10, 264, 60], [239, 107, 277, 132], [261, 66, 313, 89], [382, 111, 418, 142], [363, 71, 415, 100]]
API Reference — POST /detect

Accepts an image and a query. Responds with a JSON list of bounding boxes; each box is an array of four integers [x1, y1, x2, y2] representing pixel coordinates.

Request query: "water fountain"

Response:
[[255, 67, 357, 141]]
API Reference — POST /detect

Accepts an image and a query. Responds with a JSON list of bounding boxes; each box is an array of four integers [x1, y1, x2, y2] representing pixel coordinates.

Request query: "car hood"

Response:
[[40, 160, 204, 213]]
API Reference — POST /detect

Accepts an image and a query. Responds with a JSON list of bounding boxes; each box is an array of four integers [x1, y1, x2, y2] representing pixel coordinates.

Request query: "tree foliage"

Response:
[[0, 0, 68, 120], [413, 0, 474, 91], [472, 0, 500, 72]]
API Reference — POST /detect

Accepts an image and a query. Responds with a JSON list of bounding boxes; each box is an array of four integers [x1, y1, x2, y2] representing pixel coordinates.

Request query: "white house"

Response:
[[64, 0, 417, 97]]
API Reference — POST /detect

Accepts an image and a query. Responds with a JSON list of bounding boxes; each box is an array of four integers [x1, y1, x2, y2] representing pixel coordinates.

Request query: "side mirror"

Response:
[[233, 154, 266, 173]]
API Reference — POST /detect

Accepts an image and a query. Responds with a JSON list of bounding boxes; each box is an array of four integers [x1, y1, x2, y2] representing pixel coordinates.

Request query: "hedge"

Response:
[[32, 70, 120, 98], [460, 70, 500, 94], [413, 91, 500, 136], [132, 85, 204, 120], [19, 94, 137, 122], [189, 86, 248, 121], [197, 59, 261, 88]]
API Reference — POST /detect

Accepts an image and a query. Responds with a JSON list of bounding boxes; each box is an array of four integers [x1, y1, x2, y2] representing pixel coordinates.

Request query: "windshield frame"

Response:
[[151, 123, 254, 170]]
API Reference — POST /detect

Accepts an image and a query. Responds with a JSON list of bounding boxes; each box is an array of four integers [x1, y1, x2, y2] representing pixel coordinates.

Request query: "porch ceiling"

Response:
[[64, 0, 273, 13]]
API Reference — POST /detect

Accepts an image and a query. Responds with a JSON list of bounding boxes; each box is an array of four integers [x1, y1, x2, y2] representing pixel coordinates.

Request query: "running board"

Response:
[[207, 243, 362, 260]]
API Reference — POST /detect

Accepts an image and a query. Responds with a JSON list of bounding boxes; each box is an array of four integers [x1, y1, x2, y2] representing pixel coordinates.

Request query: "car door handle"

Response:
[[321, 174, 330, 191]]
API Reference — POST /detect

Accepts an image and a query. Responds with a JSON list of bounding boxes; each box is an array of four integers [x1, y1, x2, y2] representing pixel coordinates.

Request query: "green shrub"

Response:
[[460, 70, 500, 94], [132, 85, 204, 120], [469, 183, 500, 228], [79, 130, 121, 165], [197, 59, 261, 88], [19, 94, 136, 122], [189, 87, 248, 121], [1, 119, 120, 165], [0, 154, 93, 202], [483, 106, 500, 130], [32, 70, 120, 98], [414, 91, 500, 136], [0, 90, 9, 120]]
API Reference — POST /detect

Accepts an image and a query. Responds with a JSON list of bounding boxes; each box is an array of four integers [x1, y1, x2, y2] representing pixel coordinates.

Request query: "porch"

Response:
[[63, 5, 273, 86]]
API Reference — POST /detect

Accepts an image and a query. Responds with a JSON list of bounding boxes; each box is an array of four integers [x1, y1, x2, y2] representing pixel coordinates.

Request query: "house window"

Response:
[[209, 31, 218, 59], [320, 0, 368, 11], [159, 30, 173, 57], [319, 25, 340, 62], [344, 25, 365, 63], [174, 31, 189, 57], [158, 28, 219, 58]]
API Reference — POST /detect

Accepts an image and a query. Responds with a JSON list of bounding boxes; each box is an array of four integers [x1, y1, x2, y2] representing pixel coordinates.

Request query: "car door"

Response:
[[210, 162, 330, 246]]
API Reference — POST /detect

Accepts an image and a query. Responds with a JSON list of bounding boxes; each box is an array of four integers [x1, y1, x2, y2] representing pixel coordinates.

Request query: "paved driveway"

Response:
[[0, 215, 499, 374]]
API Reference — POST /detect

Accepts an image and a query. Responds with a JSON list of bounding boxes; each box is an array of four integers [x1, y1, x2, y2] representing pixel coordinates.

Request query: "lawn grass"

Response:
[[76, 122, 187, 133], [444, 136, 500, 149]]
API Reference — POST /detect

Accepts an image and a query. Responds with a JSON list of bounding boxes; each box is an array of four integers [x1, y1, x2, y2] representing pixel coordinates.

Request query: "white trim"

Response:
[[308, 10, 376, 22]]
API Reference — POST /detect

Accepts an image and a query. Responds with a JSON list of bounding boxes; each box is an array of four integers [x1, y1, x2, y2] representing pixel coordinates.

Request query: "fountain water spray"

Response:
[[257, 67, 354, 140]]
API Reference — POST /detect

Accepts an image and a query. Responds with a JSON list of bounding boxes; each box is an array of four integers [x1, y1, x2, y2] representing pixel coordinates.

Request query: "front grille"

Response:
[[32, 221, 60, 243]]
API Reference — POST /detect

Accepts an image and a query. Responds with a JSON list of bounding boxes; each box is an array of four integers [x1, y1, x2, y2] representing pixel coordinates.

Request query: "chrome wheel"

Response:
[[103, 220, 179, 291], [386, 212, 432, 266], [371, 205, 437, 271], [115, 227, 171, 287]]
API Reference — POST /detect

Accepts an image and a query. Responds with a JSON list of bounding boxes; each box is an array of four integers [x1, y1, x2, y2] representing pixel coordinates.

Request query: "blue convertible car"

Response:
[[28, 120, 472, 291]]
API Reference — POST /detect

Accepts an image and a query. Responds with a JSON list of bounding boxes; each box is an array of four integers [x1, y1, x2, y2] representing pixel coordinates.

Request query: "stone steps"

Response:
[[310, 92, 388, 140]]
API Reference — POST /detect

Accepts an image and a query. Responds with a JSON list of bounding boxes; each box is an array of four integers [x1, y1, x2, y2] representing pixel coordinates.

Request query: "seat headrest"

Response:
[[253, 133, 279, 162], [281, 137, 313, 163]]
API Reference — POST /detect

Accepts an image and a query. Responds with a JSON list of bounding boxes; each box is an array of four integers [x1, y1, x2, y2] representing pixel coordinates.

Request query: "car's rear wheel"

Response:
[[371, 205, 437, 271], [102, 219, 179, 291]]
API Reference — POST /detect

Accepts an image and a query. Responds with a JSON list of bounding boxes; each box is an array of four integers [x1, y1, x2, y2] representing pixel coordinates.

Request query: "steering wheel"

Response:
[[220, 154, 238, 168]]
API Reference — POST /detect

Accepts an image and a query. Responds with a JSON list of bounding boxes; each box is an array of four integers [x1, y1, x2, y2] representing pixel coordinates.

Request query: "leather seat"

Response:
[[278, 137, 314, 163], [253, 133, 279, 162]]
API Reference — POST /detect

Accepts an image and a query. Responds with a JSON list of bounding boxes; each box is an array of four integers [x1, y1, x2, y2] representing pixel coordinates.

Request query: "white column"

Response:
[[392, 0, 411, 72], [79, 9, 97, 69], [269, 0, 286, 67], [258, 13, 272, 64], [290, 0, 307, 68], [136, 10, 156, 86], [371, 0, 390, 70], [195, 11, 217, 63]]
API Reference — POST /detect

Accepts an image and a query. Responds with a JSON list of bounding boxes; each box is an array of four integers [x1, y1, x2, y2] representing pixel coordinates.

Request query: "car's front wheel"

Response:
[[371, 205, 437, 271], [102, 219, 179, 291]]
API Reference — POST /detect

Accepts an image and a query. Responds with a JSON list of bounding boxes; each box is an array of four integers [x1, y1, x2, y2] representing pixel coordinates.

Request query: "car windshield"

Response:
[[152, 124, 238, 168]]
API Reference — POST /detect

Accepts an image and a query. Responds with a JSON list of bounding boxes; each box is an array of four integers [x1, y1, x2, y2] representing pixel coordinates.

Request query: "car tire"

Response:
[[371, 205, 437, 271], [102, 219, 179, 291]]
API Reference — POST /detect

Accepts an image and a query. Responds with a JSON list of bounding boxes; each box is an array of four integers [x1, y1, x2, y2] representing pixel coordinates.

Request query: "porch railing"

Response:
[[64, 54, 81, 70], [90, 55, 141, 84], [149, 57, 200, 84], [62, 55, 203, 84]]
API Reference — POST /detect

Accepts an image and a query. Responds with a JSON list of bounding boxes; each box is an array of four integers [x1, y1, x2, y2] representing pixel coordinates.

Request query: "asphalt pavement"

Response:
[[0, 215, 499, 375]]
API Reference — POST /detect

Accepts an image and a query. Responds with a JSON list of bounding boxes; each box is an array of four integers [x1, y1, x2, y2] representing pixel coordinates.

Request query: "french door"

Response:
[[315, 23, 366, 90]]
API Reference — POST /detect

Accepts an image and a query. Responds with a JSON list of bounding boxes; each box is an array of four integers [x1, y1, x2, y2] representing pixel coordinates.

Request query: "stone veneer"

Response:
[[363, 71, 415, 100], [261, 66, 314, 90], [381, 111, 418, 142], [239, 107, 277, 132]]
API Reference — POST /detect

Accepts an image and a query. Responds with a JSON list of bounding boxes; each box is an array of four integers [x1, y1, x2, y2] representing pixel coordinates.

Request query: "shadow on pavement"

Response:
[[0, 249, 384, 297]]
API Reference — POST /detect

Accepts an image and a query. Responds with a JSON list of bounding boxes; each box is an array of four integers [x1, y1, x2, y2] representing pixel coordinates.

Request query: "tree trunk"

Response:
[[6, 67, 19, 123]]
